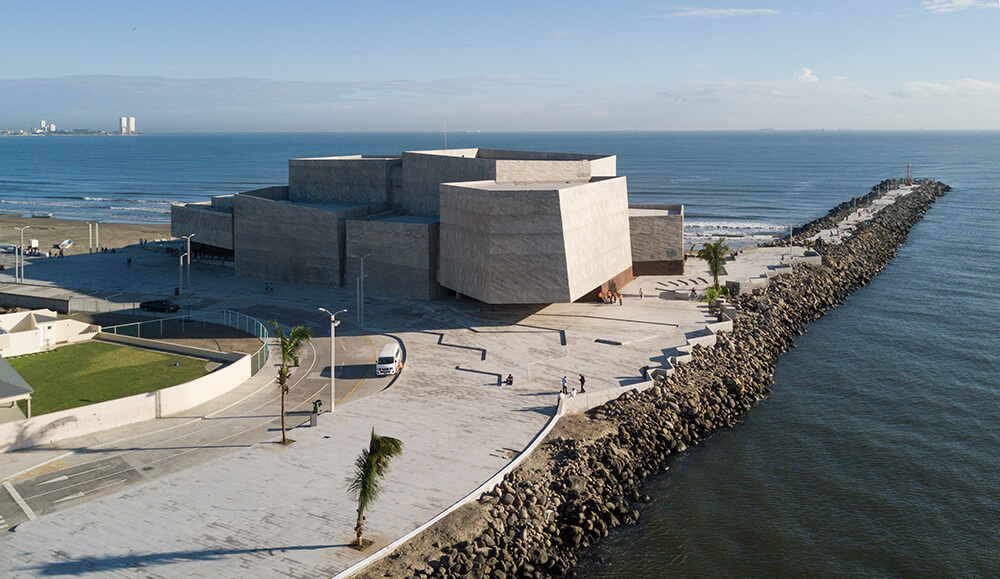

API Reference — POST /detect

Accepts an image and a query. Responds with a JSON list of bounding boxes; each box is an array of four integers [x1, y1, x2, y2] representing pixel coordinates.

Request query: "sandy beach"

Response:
[[0, 214, 172, 257]]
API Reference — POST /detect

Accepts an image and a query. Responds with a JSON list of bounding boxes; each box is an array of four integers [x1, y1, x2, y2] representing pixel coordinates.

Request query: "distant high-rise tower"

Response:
[[128, 117, 135, 134], [41, 120, 46, 130], [120, 117, 128, 135]]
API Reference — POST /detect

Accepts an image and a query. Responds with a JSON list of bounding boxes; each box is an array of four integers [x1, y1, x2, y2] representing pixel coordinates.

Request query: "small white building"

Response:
[[0, 309, 97, 358]]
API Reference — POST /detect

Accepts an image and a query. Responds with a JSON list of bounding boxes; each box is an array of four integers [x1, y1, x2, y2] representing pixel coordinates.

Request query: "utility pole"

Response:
[[14, 226, 30, 283]]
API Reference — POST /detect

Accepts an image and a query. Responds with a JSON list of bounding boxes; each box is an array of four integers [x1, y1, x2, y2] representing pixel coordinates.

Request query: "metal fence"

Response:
[[102, 310, 270, 375]]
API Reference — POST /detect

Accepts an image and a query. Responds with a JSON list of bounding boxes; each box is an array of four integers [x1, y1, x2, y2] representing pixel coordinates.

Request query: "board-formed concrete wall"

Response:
[[171, 203, 234, 250], [439, 183, 570, 303], [289, 156, 400, 205], [439, 177, 631, 304], [401, 151, 496, 216], [629, 204, 685, 275], [560, 177, 633, 300], [493, 160, 591, 183], [345, 217, 441, 300], [233, 195, 368, 286]]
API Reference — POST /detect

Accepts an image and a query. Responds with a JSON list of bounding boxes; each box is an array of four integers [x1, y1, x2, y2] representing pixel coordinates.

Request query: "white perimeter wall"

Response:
[[0, 351, 251, 453]]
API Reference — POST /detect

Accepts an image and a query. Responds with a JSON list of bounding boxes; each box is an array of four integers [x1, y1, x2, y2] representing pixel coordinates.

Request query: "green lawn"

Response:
[[9, 341, 209, 416]]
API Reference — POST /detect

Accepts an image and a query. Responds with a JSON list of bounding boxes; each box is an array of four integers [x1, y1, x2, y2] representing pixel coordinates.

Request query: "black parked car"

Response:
[[139, 299, 180, 313]]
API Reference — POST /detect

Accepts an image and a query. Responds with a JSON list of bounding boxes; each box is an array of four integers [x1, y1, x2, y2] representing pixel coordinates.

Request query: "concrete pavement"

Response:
[[0, 239, 799, 578]]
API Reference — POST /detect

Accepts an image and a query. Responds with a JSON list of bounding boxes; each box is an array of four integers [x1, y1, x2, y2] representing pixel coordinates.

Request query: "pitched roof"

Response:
[[0, 357, 33, 401]]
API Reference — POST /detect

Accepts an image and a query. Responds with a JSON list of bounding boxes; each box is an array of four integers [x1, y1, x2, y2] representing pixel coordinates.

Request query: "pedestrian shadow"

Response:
[[18, 544, 349, 575]]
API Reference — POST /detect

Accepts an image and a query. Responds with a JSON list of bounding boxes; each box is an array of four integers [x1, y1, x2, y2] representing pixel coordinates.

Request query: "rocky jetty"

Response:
[[371, 180, 949, 579]]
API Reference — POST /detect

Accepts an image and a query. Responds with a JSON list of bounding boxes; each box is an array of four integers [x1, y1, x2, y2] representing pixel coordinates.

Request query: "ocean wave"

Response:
[[685, 220, 787, 232], [83, 196, 172, 204], [108, 205, 170, 213]]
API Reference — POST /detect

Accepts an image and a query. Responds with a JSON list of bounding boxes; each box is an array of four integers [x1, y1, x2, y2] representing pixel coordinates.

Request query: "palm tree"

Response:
[[270, 319, 312, 445], [697, 238, 731, 291], [348, 428, 404, 547]]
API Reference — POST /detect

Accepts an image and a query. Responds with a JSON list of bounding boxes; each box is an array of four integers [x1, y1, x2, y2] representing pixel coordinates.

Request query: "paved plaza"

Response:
[[0, 231, 835, 577]]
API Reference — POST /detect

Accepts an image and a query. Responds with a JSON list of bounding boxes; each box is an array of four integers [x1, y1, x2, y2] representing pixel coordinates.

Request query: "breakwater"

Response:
[[369, 179, 950, 579]]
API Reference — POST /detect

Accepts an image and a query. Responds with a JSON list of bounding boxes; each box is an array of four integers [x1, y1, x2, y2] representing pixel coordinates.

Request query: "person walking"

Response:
[[618, 293, 623, 306], [561, 376, 568, 395], [579, 374, 586, 393], [638, 288, 644, 300]]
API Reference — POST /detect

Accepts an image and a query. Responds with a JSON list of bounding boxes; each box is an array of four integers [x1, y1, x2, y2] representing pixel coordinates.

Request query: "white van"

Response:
[[375, 342, 402, 376]]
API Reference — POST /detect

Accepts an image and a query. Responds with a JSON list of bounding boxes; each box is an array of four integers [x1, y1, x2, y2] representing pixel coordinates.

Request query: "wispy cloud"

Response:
[[922, 0, 996, 13], [892, 78, 1000, 98], [654, 6, 778, 19], [793, 68, 819, 83]]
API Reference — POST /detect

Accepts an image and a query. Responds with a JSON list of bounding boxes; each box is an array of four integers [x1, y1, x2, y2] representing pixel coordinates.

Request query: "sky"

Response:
[[1, 0, 998, 132]]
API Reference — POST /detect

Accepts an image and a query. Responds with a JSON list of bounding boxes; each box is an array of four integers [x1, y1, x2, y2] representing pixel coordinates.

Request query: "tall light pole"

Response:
[[349, 253, 370, 326], [181, 234, 196, 294], [179, 251, 187, 295], [87, 222, 94, 253], [95, 222, 100, 251], [318, 307, 347, 412], [14, 226, 30, 284]]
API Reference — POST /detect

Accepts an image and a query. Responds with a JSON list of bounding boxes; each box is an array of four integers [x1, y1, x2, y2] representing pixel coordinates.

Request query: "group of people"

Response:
[[560, 374, 586, 397], [598, 291, 623, 305], [264, 282, 274, 294], [98, 246, 116, 254], [138, 238, 150, 247]]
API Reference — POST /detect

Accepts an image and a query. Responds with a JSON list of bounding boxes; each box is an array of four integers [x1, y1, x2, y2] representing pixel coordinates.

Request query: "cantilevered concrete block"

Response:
[[438, 176, 631, 304]]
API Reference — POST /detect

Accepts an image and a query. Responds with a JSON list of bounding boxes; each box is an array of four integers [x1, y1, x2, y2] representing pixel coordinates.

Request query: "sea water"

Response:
[[2, 131, 998, 576]]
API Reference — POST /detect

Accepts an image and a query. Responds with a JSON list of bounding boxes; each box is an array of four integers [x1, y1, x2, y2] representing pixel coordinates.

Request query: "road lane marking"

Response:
[[53, 492, 85, 504], [4, 461, 70, 483], [336, 331, 376, 405], [3, 481, 37, 521]]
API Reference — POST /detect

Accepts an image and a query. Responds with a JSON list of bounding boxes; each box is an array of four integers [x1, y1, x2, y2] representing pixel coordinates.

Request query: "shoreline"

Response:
[[0, 214, 171, 260], [363, 179, 950, 578]]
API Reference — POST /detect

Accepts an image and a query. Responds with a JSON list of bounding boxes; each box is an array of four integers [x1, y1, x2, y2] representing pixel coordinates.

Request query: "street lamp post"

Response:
[[318, 307, 347, 413], [95, 222, 100, 252], [87, 222, 93, 253], [181, 234, 196, 294], [14, 226, 30, 284], [349, 253, 370, 326], [179, 252, 187, 295]]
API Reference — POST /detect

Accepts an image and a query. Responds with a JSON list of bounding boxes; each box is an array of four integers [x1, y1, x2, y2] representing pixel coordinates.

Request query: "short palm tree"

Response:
[[270, 319, 312, 445], [697, 238, 731, 291], [348, 428, 404, 548]]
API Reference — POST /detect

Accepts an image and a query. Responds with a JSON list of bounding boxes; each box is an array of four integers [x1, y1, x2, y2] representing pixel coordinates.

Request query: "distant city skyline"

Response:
[[1, 1, 998, 132]]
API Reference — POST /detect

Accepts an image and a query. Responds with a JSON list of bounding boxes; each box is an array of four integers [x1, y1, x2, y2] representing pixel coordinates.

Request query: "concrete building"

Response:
[[172, 148, 684, 304]]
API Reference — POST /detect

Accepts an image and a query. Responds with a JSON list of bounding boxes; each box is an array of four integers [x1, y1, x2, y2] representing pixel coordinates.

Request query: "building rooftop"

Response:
[[0, 358, 33, 402], [447, 179, 599, 192]]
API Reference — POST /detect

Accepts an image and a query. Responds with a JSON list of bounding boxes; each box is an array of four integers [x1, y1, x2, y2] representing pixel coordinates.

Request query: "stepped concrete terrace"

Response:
[[1, 239, 795, 578]]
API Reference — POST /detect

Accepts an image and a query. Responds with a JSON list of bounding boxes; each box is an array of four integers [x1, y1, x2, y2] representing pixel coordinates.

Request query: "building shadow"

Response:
[[18, 543, 348, 576]]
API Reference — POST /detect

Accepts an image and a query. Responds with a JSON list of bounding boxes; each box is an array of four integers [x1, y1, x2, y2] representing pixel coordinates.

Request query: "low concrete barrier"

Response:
[[0, 285, 71, 314], [95, 333, 244, 363], [557, 380, 657, 415], [156, 355, 251, 417]]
